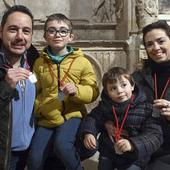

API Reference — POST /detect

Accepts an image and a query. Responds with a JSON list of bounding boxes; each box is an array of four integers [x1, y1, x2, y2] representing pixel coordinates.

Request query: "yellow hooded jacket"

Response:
[[33, 48, 99, 128]]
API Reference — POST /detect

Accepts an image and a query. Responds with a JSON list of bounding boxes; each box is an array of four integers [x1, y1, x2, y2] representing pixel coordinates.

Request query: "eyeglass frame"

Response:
[[45, 27, 71, 37]]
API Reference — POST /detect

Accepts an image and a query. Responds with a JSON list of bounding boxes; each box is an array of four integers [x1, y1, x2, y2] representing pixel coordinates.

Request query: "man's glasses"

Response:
[[46, 27, 71, 37]]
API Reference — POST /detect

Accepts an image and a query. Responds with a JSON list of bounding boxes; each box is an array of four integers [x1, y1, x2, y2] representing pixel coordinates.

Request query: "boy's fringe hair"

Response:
[[102, 67, 134, 89]]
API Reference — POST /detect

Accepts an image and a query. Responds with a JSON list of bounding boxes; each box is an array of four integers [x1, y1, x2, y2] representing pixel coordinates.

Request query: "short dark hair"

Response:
[[1, 5, 34, 28], [142, 20, 170, 47], [44, 13, 73, 32], [102, 67, 134, 90]]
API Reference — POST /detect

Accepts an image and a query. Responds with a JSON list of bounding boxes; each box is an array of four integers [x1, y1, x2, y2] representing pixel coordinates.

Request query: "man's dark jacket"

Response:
[[0, 42, 39, 170]]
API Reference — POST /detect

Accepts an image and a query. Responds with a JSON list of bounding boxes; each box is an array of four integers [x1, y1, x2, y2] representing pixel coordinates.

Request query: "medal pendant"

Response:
[[29, 73, 37, 83], [58, 91, 65, 101], [152, 107, 161, 118]]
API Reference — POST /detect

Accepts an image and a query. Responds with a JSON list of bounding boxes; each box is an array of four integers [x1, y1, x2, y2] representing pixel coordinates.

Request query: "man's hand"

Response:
[[5, 67, 30, 88]]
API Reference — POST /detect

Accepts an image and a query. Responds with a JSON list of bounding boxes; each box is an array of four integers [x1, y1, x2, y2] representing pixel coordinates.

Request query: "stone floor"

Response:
[[82, 152, 99, 170]]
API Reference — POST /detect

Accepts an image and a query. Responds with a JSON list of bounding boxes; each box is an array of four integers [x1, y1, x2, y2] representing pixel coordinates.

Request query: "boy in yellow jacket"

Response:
[[27, 13, 99, 170]]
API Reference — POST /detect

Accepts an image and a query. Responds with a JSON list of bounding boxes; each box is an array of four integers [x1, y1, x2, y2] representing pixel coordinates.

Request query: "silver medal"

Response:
[[29, 72, 37, 83], [58, 91, 65, 101], [152, 107, 161, 118]]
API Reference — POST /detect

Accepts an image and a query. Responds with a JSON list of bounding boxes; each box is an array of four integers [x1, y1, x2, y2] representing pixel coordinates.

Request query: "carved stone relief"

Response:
[[70, 0, 117, 23], [115, 0, 124, 22], [159, 0, 170, 14], [90, 0, 124, 23], [135, 0, 158, 30], [91, 0, 116, 23], [3, 0, 15, 7]]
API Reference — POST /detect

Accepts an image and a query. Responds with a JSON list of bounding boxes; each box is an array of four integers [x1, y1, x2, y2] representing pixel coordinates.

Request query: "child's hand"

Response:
[[61, 82, 76, 96], [115, 139, 133, 153], [104, 120, 115, 142], [84, 134, 96, 150]]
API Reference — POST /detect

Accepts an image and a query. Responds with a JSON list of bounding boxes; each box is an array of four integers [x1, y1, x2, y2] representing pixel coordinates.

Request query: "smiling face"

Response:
[[106, 75, 134, 103], [44, 20, 74, 55], [0, 11, 33, 58], [144, 28, 170, 63]]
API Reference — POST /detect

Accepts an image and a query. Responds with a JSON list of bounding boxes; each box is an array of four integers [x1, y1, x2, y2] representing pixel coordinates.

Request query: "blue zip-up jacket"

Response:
[[11, 79, 35, 151]]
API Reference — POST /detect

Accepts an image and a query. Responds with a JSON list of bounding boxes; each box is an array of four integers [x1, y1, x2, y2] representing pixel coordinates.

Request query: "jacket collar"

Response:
[[141, 66, 154, 91]]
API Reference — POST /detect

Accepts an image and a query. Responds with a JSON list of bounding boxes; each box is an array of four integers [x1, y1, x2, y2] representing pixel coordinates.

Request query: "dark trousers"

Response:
[[43, 125, 98, 170], [10, 149, 29, 170], [146, 154, 170, 170], [27, 118, 83, 170], [44, 155, 66, 170]]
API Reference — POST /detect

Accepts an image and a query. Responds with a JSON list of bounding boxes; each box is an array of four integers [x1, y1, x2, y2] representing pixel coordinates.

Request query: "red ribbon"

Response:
[[112, 96, 133, 142], [154, 73, 170, 99]]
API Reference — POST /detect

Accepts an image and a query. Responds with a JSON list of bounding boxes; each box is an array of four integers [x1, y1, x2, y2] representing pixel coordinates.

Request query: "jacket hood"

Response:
[[41, 47, 84, 61]]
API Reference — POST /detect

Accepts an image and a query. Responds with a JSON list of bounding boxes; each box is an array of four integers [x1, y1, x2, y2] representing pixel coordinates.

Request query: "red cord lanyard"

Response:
[[112, 96, 133, 142], [49, 58, 76, 89], [154, 73, 170, 99], [23, 54, 30, 71]]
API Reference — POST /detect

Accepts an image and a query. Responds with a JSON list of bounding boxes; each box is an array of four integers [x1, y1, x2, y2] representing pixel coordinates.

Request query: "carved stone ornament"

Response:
[[91, 0, 116, 23], [3, 0, 15, 8], [159, 0, 170, 14], [135, 0, 158, 30], [115, 0, 124, 22]]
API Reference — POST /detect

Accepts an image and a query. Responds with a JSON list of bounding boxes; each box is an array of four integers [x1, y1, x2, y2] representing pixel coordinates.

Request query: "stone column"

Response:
[[134, 0, 159, 67]]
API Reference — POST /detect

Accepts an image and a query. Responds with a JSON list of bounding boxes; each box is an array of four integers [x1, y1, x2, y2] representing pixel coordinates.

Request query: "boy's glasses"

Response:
[[46, 27, 71, 37]]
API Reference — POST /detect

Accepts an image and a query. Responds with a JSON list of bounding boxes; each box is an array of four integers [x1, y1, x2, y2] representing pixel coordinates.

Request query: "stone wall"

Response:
[[0, 1, 169, 170]]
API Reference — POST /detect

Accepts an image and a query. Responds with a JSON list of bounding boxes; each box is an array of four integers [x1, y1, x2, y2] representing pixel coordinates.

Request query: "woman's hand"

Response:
[[154, 99, 170, 120]]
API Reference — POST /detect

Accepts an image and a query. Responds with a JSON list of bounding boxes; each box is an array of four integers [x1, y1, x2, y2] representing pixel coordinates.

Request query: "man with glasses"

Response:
[[0, 5, 39, 170], [27, 13, 99, 170]]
